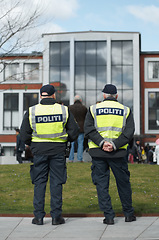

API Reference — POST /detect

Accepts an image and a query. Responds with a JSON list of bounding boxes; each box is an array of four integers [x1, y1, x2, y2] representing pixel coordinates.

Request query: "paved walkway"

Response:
[[1, 216, 159, 240]]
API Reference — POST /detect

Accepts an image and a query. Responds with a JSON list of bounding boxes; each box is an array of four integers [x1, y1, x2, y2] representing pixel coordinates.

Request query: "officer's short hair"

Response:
[[105, 93, 117, 98]]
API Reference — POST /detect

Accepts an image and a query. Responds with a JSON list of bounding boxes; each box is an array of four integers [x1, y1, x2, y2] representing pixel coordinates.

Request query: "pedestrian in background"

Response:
[[133, 140, 142, 163], [15, 128, 25, 164], [68, 95, 87, 162], [147, 146, 155, 164], [155, 139, 159, 165], [20, 84, 79, 225], [84, 83, 136, 225]]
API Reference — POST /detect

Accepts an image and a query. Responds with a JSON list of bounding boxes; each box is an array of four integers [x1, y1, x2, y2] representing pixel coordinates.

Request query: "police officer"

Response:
[[20, 84, 79, 225], [84, 84, 136, 225]]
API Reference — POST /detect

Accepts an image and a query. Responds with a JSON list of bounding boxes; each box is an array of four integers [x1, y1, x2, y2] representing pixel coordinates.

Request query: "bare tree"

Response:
[[0, 0, 44, 83], [0, 0, 43, 54]]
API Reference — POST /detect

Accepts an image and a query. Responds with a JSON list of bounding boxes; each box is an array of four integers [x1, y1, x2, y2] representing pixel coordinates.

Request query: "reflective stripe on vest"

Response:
[[29, 103, 68, 142], [89, 101, 130, 149]]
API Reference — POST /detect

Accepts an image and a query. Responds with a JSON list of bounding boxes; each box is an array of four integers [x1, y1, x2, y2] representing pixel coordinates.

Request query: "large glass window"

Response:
[[75, 41, 107, 106], [23, 93, 39, 112], [4, 63, 19, 81], [111, 41, 133, 109], [148, 92, 159, 130], [3, 93, 19, 130], [24, 63, 39, 81], [49, 42, 70, 105]]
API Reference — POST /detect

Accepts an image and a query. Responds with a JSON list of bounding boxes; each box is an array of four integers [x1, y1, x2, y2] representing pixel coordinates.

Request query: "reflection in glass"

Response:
[[148, 61, 159, 79], [149, 109, 156, 120], [75, 41, 107, 108], [148, 92, 159, 130], [24, 63, 39, 81], [97, 42, 107, 65], [97, 90, 104, 103], [75, 42, 85, 65], [86, 66, 96, 89], [12, 112, 19, 128], [49, 42, 70, 103], [123, 41, 133, 65], [86, 42, 96, 65], [61, 42, 70, 66], [97, 66, 107, 90], [23, 93, 39, 111], [111, 41, 122, 65], [50, 42, 60, 66], [50, 42, 69, 66], [117, 89, 122, 104], [148, 92, 156, 108], [4, 93, 18, 110], [61, 67, 70, 89], [157, 92, 159, 107], [123, 90, 133, 109], [112, 66, 122, 89], [123, 66, 133, 89], [86, 90, 96, 106], [3, 93, 19, 130], [149, 109, 157, 130], [4, 63, 19, 81], [112, 41, 133, 65], [4, 112, 11, 128], [75, 66, 85, 89], [111, 40, 133, 109], [50, 67, 60, 82], [156, 110, 159, 127], [60, 91, 70, 106]]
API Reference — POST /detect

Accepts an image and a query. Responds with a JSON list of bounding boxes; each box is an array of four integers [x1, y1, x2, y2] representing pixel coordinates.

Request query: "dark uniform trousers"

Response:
[[91, 156, 134, 219], [30, 153, 67, 219]]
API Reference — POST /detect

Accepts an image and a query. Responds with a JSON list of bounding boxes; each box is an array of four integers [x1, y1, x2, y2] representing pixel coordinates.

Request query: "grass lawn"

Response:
[[0, 162, 159, 216]]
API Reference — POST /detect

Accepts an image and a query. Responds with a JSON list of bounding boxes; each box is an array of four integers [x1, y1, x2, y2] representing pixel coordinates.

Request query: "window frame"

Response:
[[0, 89, 40, 134], [23, 92, 39, 113], [4, 62, 20, 82], [145, 88, 159, 134], [145, 57, 159, 82], [3, 93, 19, 131], [49, 41, 70, 105], [1, 59, 42, 84], [23, 62, 40, 82], [74, 40, 107, 106]]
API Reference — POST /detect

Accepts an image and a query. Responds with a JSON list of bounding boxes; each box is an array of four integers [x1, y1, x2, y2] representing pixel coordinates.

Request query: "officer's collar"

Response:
[[40, 98, 56, 105]]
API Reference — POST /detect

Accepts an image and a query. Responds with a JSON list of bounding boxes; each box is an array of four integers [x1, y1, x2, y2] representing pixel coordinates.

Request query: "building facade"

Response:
[[43, 31, 140, 133], [0, 53, 43, 156], [140, 51, 159, 145], [1, 30, 158, 159]]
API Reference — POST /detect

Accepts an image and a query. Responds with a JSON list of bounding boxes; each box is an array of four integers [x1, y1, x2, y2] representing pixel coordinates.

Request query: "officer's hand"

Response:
[[102, 141, 113, 152]]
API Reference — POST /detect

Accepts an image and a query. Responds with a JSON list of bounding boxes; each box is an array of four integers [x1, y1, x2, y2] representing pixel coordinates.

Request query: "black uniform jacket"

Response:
[[84, 97, 135, 158], [20, 98, 80, 156]]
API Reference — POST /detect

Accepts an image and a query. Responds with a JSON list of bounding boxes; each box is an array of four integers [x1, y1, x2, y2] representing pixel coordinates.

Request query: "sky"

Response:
[[2, 0, 159, 52], [37, 0, 159, 52]]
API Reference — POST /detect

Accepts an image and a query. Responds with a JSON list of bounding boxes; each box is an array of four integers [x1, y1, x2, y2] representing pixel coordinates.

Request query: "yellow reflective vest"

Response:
[[88, 100, 130, 150], [29, 103, 68, 143]]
